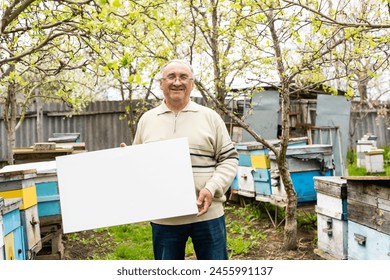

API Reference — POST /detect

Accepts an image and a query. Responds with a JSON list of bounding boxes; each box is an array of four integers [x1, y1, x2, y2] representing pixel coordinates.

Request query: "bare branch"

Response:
[[282, 0, 390, 29], [0, 30, 72, 64]]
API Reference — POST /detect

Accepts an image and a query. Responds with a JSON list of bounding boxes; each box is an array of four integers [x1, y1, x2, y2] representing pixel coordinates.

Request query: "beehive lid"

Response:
[[314, 176, 346, 185], [343, 176, 390, 181], [0, 169, 37, 182], [0, 161, 56, 175], [364, 149, 384, 155], [235, 141, 265, 150]]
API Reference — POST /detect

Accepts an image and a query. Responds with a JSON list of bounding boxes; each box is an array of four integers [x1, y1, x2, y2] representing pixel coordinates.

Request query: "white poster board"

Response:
[[56, 138, 198, 233]]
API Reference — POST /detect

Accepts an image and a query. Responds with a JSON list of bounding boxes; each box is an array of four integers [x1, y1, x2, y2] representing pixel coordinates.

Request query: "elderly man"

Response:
[[123, 59, 238, 260]]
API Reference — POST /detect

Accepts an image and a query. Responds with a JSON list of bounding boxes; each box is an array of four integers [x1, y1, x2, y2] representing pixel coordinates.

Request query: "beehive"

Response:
[[314, 176, 348, 260], [2, 198, 25, 260], [346, 176, 390, 260], [233, 142, 272, 201], [270, 144, 334, 205], [0, 170, 42, 258]]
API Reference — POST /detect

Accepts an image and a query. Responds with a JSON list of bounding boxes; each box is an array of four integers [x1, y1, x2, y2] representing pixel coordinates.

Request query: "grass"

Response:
[[225, 203, 267, 258], [92, 223, 154, 260], [347, 145, 390, 176]]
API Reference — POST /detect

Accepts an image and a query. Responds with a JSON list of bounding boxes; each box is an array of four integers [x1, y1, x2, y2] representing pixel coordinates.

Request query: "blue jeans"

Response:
[[151, 215, 228, 260]]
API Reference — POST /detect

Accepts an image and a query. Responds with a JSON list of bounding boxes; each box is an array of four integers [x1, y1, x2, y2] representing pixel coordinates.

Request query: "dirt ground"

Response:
[[62, 202, 323, 260]]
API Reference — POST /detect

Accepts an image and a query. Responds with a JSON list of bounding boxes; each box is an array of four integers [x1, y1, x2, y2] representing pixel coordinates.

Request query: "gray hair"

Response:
[[158, 59, 194, 79]]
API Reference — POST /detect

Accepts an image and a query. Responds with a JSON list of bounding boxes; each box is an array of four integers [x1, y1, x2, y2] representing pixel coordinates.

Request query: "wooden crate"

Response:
[[346, 176, 390, 235], [348, 220, 390, 260]]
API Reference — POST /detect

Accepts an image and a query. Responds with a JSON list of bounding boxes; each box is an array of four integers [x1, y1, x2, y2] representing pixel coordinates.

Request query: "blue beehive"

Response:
[[269, 144, 334, 205], [0, 161, 63, 259], [232, 142, 272, 201], [0, 169, 42, 259], [35, 178, 60, 218], [348, 220, 390, 260], [0, 197, 4, 260], [1, 198, 26, 260], [33, 162, 60, 222]]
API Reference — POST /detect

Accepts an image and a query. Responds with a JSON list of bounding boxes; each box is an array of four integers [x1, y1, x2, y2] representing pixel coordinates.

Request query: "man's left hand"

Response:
[[197, 188, 212, 216]]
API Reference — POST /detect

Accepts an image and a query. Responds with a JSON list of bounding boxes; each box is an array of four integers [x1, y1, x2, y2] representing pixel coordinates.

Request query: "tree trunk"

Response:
[[36, 94, 44, 143], [278, 86, 298, 250], [278, 162, 298, 250], [6, 123, 16, 165], [357, 72, 370, 101], [4, 82, 17, 165], [266, 7, 298, 250]]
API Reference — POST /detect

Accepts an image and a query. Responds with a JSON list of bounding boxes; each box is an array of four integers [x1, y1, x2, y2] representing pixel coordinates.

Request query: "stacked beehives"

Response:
[[0, 170, 42, 259], [0, 162, 63, 260]]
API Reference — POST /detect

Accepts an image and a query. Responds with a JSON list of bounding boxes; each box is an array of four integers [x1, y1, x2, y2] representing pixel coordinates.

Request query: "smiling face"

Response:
[[159, 61, 195, 112]]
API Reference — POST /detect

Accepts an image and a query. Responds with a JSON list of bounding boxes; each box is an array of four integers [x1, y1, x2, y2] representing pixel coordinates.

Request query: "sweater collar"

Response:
[[157, 100, 200, 115]]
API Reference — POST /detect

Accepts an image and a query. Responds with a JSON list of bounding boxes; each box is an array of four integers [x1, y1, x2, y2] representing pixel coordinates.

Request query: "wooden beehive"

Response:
[[346, 176, 390, 235], [1, 162, 63, 259], [270, 144, 334, 205], [0, 170, 42, 258], [314, 176, 348, 260], [0, 196, 4, 260], [2, 198, 25, 260], [233, 142, 272, 200], [346, 176, 390, 260], [348, 220, 390, 260]]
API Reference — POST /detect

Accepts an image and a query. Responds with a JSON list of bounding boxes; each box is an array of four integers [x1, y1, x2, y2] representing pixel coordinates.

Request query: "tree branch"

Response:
[[0, 0, 36, 34], [283, 0, 390, 29]]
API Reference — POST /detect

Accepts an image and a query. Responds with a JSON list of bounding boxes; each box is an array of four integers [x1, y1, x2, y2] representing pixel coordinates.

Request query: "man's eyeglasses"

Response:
[[161, 75, 193, 82]]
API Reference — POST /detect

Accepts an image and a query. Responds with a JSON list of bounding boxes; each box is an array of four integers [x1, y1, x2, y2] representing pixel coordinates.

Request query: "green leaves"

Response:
[[112, 0, 122, 8], [127, 73, 142, 84]]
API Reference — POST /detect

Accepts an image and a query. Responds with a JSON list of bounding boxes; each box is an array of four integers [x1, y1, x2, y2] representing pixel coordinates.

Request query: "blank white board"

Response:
[[56, 138, 198, 233]]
